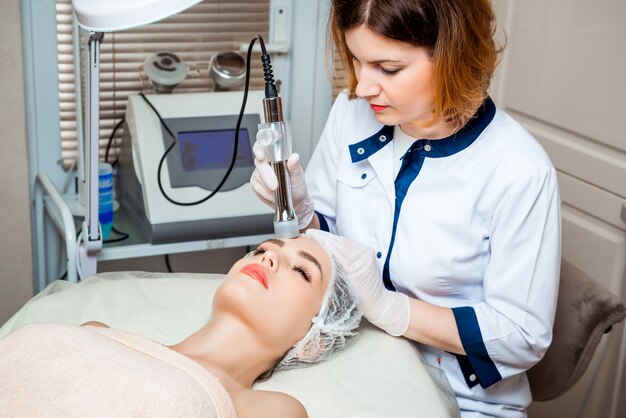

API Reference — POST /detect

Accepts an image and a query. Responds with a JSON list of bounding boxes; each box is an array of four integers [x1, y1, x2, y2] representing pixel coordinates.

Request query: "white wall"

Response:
[[0, 2, 34, 324]]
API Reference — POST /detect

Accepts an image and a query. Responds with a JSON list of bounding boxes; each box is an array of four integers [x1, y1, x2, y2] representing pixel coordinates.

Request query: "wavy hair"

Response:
[[329, 0, 503, 130]]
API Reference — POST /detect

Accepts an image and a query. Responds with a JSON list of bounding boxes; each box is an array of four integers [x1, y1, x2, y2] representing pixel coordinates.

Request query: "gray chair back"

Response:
[[527, 260, 626, 401]]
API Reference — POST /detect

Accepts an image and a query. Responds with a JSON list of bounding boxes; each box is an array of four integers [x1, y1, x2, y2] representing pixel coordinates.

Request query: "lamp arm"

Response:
[[83, 31, 104, 252]]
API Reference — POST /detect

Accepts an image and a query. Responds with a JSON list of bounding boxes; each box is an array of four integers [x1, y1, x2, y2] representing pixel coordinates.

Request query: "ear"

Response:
[[292, 328, 327, 363]]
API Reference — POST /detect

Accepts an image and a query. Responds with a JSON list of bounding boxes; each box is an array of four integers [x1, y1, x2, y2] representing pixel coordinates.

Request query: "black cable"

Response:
[[165, 254, 173, 272], [140, 35, 261, 206], [105, 117, 125, 167], [258, 37, 278, 99]]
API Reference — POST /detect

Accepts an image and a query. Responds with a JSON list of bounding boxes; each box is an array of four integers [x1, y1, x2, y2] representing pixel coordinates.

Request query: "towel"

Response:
[[0, 323, 237, 418]]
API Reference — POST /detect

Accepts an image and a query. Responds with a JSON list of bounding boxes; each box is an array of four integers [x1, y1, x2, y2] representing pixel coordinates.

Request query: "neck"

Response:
[[400, 118, 457, 140], [168, 314, 282, 389]]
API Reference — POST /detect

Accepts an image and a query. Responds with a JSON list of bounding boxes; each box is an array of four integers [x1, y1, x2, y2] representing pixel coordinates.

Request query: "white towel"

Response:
[[0, 323, 237, 418]]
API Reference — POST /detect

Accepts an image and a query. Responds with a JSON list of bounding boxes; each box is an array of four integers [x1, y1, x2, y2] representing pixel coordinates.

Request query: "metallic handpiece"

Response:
[[257, 96, 300, 238]]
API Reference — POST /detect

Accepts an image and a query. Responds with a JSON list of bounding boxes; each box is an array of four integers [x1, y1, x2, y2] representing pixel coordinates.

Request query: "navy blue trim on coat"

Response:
[[383, 145, 425, 290], [349, 97, 497, 292], [315, 210, 330, 232], [349, 97, 496, 162], [452, 306, 502, 388], [349, 125, 394, 163]]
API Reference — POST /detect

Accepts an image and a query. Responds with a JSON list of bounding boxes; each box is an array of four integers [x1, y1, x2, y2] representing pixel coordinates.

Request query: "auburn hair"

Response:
[[329, 0, 502, 130]]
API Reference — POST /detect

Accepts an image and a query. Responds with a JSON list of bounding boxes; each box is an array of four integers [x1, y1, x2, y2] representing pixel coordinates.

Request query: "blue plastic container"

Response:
[[98, 163, 114, 240]]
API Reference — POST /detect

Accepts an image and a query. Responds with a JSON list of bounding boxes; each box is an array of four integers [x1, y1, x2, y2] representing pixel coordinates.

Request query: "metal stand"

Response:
[[78, 31, 104, 279]]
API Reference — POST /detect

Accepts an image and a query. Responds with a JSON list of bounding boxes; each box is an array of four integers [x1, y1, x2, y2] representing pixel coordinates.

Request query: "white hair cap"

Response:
[[275, 231, 363, 372]]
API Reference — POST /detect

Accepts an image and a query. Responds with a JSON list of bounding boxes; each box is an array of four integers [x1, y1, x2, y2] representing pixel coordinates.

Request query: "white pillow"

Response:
[[0, 272, 459, 418]]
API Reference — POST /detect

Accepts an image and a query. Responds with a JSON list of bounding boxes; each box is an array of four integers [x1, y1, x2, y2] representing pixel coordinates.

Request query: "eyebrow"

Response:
[[348, 51, 404, 65], [261, 239, 324, 278], [368, 59, 404, 65], [263, 238, 284, 247]]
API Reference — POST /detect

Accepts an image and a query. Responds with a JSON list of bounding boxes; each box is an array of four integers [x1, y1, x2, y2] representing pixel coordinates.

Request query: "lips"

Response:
[[240, 264, 268, 289], [370, 104, 388, 112]]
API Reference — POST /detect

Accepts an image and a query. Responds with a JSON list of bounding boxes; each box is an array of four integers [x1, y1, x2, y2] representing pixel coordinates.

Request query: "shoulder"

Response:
[[80, 321, 110, 328], [324, 90, 387, 147], [236, 389, 307, 418], [472, 107, 555, 183], [329, 90, 369, 126]]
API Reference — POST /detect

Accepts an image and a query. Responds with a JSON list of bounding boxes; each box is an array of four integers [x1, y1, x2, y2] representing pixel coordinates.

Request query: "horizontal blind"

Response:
[[56, 0, 270, 169], [331, 47, 348, 99]]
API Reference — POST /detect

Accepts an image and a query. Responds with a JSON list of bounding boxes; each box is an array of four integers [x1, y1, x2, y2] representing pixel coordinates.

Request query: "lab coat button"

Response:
[[379, 135, 387, 142], [357, 147, 365, 155], [424, 144, 432, 152], [469, 374, 477, 382], [361, 173, 367, 179], [376, 252, 382, 258]]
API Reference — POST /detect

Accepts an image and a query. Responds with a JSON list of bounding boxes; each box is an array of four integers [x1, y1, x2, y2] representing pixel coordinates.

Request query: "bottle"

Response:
[[98, 163, 114, 240]]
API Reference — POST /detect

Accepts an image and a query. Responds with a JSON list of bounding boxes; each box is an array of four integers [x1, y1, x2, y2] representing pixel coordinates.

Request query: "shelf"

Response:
[[98, 205, 273, 261], [35, 173, 273, 288]]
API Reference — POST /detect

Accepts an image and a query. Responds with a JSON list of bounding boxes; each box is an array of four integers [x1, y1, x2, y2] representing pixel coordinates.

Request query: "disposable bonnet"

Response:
[[275, 233, 363, 372]]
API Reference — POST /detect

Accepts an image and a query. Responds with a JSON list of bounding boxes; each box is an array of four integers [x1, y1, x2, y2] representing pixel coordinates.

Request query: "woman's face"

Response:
[[214, 236, 331, 353], [345, 25, 438, 135]]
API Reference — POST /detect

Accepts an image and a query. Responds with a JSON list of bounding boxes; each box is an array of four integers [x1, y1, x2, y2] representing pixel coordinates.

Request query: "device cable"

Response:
[[105, 117, 125, 167], [141, 35, 262, 206], [165, 254, 173, 273]]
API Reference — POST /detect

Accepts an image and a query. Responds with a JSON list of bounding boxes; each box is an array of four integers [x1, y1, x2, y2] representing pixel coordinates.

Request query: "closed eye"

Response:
[[292, 265, 312, 282], [380, 66, 401, 75]]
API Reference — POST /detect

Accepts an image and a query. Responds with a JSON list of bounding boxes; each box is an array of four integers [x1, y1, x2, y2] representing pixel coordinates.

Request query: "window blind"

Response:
[[331, 48, 348, 100], [55, 0, 270, 169]]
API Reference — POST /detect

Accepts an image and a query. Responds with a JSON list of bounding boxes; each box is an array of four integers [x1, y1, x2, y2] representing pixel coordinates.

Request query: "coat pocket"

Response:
[[336, 161, 377, 188]]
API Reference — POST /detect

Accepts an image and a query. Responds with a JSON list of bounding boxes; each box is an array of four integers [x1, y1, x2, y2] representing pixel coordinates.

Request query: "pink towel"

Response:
[[0, 323, 237, 418]]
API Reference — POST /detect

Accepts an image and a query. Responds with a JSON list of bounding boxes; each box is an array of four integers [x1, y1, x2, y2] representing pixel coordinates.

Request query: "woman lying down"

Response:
[[0, 231, 362, 418]]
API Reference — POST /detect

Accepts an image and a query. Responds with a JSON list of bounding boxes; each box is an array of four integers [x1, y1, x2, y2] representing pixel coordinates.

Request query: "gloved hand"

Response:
[[304, 229, 411, 337], [250, 142, 314, 229]]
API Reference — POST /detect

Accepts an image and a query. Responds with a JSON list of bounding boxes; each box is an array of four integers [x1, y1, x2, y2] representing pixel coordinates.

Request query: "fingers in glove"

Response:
[[304, 230, 376, 268], [253, 158, 278, 191], [252, 141, 267, 162], [286, 153, 301, 174], [250, 168, 274, 207], [252, 183, 275, 207]]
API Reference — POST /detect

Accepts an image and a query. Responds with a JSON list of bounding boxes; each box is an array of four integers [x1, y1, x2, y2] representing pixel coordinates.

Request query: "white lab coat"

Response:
[[305, 91, 561, 417]]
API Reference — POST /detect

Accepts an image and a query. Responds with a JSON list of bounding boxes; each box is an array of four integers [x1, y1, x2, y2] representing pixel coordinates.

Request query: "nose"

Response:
[[354, 67, 381, 98], [259, 250, 278, 271]]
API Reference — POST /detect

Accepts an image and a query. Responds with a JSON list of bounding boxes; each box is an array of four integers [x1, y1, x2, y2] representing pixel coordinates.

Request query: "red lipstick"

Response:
[[370, 104, 388, 112], [240, 264, 268, 289]]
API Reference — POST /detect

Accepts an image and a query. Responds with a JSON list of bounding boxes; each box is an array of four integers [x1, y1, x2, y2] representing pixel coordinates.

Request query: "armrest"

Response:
[[527, 260, 626, 401]]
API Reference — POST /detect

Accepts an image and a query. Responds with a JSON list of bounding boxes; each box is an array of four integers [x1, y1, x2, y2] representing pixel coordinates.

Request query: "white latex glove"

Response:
[[250, 141, 314, 229], [305, 229, 411, 337]]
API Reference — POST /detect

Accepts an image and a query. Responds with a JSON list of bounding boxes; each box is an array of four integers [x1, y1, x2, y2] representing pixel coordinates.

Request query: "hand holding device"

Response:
[[304, 229, 411, 337], [251, 146, 314, 230]]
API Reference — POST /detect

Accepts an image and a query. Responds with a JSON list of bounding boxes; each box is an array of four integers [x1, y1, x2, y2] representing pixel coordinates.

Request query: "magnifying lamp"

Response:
[[72, 0, 202, 279]]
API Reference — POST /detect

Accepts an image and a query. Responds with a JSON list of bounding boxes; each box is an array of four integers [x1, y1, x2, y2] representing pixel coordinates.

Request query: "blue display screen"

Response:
[[178, 129, 254, 172]]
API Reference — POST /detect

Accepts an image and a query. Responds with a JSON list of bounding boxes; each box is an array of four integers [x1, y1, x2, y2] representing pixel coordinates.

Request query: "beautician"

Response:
[[252, 0, 561, 416]]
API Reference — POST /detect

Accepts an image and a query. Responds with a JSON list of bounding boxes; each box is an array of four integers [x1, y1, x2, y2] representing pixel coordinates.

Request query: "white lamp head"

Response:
[[72, 0, 202, 32]]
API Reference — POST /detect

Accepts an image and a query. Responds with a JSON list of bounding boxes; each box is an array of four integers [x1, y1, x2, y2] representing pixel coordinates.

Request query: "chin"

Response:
[[372, 111, 403, 127], [213, 276, 259, 316]]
